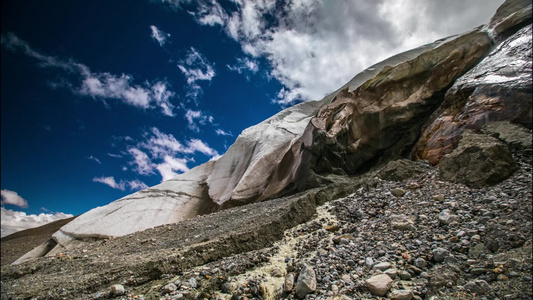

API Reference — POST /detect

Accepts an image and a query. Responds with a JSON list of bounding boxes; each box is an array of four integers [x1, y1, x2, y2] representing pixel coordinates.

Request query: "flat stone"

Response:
[[389, 289, 414, 300], [373, 262, 392, 271]]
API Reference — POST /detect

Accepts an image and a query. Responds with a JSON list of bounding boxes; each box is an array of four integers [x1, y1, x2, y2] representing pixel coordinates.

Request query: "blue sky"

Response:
[[1, 0, 503, 236]]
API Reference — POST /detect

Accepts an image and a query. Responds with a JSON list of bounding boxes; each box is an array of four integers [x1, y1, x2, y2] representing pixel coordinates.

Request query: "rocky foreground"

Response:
[[1, 125, 532, 299]]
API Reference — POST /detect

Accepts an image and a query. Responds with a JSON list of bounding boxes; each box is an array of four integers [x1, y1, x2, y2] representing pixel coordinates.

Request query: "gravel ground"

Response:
[[1, 151, 531, 300]]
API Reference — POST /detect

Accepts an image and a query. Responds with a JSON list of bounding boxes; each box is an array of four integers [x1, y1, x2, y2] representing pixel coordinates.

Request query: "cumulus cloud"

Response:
[[93, 176, 148, 191], [1, 33, 176, 116], [150, 25, 171, 47], [1, 189, 28, 208], [123, 127, 219, 181], [1, 207, 74, 238], [162, 0, 503, 105], [177, 47, 216, 101]]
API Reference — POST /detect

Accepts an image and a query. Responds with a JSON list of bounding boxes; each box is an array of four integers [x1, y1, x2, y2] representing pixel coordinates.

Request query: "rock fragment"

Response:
[[111, 284, 125, 296], [389, 289, 414, 300], [295, 264, 316, 298], [365, 274, 393, 296]]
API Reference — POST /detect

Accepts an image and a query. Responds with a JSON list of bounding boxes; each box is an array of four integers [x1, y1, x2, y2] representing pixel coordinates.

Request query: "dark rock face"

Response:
[[413, 23, 532, 164], [299, 29, 492, 177], [439, 131, 517, 188]]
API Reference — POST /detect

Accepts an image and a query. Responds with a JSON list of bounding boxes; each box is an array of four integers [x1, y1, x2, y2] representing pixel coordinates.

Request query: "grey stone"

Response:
[[373, 262, 392, 271], [365, 274, 393, 297], [463, 279, 491, 295], [432, 248, 450, 263], [384, 268, 398, 279], [365, 257, 374, 268], [188, 278, 198, 289], [414, 257, 427, 269], [283, 273, 295, 293], [438, 209, 460, 225], [399, 270, 412, 280], [295, 264, 316, 298]]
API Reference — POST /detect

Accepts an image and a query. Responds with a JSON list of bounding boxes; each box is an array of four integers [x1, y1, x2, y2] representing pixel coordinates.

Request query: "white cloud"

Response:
[[93, 176, 148, 191], [164, 0, 504, 106], [1, 33, 176, 116], [150, 25, 171, 47], [1, 189, 28, 208], [87, 155, 102, 164], [128, 148, 155, 175], [93, 176, 126, 191], [184, 109, 214, 132], [127, 180, 149, 191], [120, 127, 220, 181], [215, 128, 233, 136], [186, 139, 219, 157], [177, 47, 216, 101], [156, 156, 190, 181], [227, 56, 259, 79], [192, 0, 228, 26], [1, 207, 74, 238]]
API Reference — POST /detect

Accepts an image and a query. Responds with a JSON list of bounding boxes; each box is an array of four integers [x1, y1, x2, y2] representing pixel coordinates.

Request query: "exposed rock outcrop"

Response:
[[413, 21, 532, 164]]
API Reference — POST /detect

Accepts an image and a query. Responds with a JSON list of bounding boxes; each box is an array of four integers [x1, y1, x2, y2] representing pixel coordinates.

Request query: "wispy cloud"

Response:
[[227, 56, 259, 80], [1, 32, 176, 116], [1, 207, 74, 238], [87, 155, 102, 164], [177, 47, 216, 101], [150, 25, 171, 47], [92, 176, 148, 191], [1, 189, 28, 208], [184, 109, 214, 132], [122, 127, 219, 181], [215, 128, 232, 136]]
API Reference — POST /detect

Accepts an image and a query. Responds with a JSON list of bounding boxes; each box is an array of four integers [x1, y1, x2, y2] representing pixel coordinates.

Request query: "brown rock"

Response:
[[365, 274, 393, 296]]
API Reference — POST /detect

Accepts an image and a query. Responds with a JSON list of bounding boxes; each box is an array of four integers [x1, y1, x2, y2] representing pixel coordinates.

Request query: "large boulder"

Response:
[[439, 131, 517, 188]]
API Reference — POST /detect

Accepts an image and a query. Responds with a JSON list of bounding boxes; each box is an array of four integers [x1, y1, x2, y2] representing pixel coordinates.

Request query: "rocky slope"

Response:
[[2, 0, 532, 299], [1, 135, 531, 299], [12, 0, 531, 263]]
